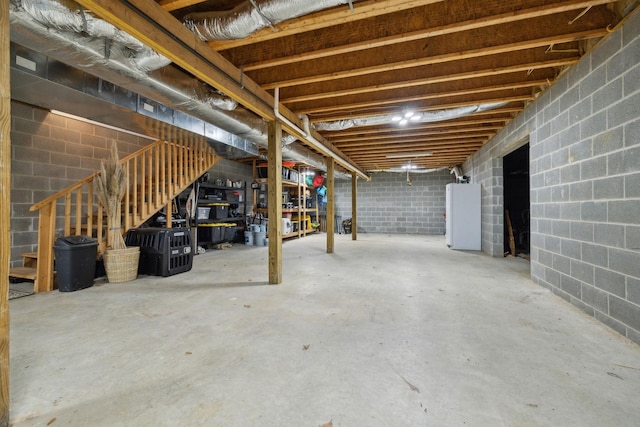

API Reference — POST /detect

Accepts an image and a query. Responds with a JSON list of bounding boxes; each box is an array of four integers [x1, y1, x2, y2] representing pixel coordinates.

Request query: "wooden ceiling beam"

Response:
[[262, 29, 606, 89], [332, 132, 498, 146], [344, 140, 487, 152], [329, 129, 502, 144], [158, 0, 207, 12], [279, 48, 566, 102], [241, 0, 618, 71], [207, 0, 445, 51], [345, 138, 488, 157], [344, 150, 486, 162], [292, 80, 550, 115], [281, 58, 577, 105], [358, 157, 469, 166], [76, 0, 369, 179], [322, 116, 515, 137], [77, 0, 275, 118], [310, 96, 530, 123]]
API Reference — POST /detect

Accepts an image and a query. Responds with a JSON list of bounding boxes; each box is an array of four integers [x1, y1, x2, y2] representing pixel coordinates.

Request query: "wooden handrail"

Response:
[[29, 139, 217, 292]]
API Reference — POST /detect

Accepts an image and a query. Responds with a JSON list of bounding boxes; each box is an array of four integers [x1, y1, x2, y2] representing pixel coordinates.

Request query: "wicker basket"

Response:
[[103, 247, 140, 283]]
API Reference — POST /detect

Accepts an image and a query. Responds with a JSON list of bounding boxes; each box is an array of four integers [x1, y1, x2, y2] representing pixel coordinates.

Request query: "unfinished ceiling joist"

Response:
[[73, 0, 369, 179]]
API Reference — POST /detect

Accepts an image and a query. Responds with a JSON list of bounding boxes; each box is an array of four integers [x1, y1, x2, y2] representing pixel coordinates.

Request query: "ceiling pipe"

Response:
[[274, 88, 368, 179], [10, 0, 356, 177], [368, 167, 447, 174], [184, 0, 352, 41], [313, 103, 508, 131]]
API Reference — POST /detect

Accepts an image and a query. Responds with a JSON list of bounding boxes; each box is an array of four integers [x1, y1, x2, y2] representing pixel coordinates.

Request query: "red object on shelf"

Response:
[[312, 174, 324, 188]]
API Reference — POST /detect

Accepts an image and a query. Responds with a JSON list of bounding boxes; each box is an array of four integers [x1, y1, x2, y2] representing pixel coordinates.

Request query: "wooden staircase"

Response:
[[11, 139, 217, 293]]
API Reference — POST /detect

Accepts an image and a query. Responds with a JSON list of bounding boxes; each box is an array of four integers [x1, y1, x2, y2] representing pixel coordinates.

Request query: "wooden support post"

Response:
[[326, 158, 335, 253], [267, 121, 283, 284], [351, 175, 358, 241], [1, 0, 11, 421]]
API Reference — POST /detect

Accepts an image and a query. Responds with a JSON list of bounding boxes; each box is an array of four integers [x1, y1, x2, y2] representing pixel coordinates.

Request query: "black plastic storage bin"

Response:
[[53, 235, 98, 292], [211, 203, 229, 219], [224, 225, 237, 242], [125, 227, 193, 277]]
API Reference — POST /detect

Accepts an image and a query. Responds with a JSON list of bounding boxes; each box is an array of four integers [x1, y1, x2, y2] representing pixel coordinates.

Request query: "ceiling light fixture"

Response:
[[385, 152, 433, 159]]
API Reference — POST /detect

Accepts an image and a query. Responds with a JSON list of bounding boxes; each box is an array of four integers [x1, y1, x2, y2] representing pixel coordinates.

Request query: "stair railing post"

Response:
[[36, 203, 56, 292]]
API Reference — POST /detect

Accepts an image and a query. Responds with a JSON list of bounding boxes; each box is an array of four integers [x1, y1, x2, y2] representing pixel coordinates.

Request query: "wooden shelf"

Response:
[[195, 181, 246, 247], [255, 178, 299, 187], [283, 229, 319, 239], [253, 162, 319, 242], [256, 208, 315, 214]]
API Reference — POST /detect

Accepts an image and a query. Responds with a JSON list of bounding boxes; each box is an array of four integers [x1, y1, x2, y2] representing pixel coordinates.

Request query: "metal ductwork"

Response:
[[368, 167, 447, 174], [313, 103, 508, 131], [9, 0, 344, 175], [184, 0, 352, 41]]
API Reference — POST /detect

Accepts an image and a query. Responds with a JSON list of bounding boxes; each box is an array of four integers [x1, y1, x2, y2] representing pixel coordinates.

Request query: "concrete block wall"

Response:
[[464, 10, 640, 344], [9, 102, 253, 267], [334, 169, 453, 234], [10, 102, 152, 267]]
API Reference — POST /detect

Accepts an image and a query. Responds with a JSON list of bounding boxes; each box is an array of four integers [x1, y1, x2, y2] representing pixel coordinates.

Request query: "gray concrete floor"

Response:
[[9, 234, 640, 426]]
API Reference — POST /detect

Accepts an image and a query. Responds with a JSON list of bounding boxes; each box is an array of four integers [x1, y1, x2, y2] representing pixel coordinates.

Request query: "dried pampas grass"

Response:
[[95, 142, 127, 250]]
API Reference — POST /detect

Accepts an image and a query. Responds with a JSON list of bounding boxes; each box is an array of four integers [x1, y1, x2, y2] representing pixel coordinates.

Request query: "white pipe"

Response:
[[314, 102, 508, 131], [368, 167, 447, 174], [273, 88, 368, 179]]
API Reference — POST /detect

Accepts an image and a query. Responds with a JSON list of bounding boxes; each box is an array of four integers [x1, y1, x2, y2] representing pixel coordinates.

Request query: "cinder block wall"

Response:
[[465, 11, 640, 343], [334, 169, 454, 234], [9, 101, 253, 267], [10, 102, 152, 267]]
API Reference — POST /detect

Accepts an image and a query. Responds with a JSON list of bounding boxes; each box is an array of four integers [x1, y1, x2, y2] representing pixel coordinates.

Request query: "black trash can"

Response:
[[53, 236, 98, 292]]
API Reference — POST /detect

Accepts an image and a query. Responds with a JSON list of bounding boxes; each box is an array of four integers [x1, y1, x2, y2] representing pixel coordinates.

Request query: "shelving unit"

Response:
[[252, 162, 319, 239], [195, 181, 246, 247]]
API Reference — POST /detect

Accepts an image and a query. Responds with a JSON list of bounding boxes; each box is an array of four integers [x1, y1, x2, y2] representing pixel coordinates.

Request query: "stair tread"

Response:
[[9, 267, 37, 280]]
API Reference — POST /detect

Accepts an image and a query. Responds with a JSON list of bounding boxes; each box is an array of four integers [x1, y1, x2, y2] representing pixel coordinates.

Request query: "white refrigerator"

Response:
[[446, 183, 481, 250]]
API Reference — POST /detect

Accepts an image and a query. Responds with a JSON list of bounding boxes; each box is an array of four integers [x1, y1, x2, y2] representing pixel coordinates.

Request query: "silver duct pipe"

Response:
[[11, 0, 346, 176], [367, 167, 447, 174], [313, 103, 508, 131], [10, 1, 236, 111], [184, 0, 351, 41], [18, 0, 170, 70]]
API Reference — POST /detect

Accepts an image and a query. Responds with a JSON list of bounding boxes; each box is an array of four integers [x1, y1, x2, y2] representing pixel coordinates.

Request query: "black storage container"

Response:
[[125, 227, 193, 277], [211, 203, 229, 219], [198, 224, 237, 245], [53, 235, 98, 292], [197, 224, 224, 245], [224, 225, 237, 242]]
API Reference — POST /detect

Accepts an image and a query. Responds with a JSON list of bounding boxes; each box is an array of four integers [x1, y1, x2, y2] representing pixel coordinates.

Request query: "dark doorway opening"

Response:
[[504, 143, 530, 256]]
